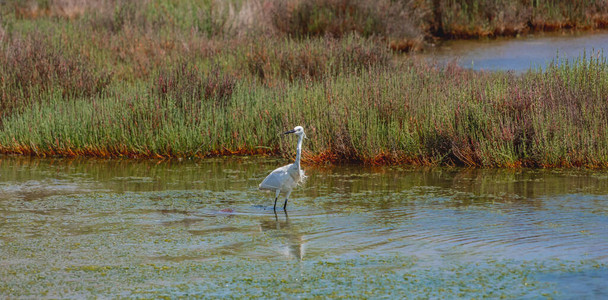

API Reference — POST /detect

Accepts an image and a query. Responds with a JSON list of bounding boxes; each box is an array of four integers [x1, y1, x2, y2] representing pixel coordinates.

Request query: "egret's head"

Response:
[[284, 126, 306, 138]]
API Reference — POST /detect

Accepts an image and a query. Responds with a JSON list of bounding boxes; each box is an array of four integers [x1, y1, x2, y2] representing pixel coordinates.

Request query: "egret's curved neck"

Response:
[[294, 134, 304, 169]]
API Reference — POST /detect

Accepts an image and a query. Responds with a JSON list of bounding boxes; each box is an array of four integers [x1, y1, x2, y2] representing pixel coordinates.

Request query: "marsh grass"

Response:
[[153, 63, 236, 111], [436, 0, 608, 38], [1, 1, 608, 167], [267, 0, 608, 42], [0, 31, 111, 119], [244, 35, 390, 83], [2, 53, 608, 167], [6, 0, 608, 49]]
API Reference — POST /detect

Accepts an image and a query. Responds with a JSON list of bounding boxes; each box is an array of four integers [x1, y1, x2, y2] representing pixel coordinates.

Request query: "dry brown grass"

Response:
[[13, 0, 116, 20]]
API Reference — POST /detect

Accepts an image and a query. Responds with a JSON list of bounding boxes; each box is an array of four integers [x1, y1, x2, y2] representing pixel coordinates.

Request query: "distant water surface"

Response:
[[421, 31, 608, 72]]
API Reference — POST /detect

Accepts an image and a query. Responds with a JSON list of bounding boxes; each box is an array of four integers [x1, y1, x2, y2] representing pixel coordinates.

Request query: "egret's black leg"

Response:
[[283, 191, 292, 211], [273, 189, 280, 211]]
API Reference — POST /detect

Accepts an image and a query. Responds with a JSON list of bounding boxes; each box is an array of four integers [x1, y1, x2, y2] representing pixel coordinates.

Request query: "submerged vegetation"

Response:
[[1, 0, 608, 167]]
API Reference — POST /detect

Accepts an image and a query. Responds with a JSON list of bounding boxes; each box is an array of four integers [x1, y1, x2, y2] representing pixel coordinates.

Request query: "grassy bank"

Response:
[[429, 0, 608, 39], [5, 0, 608, 48], [1, 1, 608, 167]]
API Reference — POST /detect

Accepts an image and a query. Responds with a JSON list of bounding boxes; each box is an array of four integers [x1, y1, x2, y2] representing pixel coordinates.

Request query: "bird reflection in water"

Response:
[[258, 210, 305, 260]]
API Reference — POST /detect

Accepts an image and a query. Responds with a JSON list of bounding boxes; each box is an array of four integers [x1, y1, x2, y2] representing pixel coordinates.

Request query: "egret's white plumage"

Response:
[[260, 126, 307, 210], [259, 164, 304, 193]]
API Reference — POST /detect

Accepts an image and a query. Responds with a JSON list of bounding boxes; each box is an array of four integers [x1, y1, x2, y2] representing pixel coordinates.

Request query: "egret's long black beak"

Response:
[[283, 129, 296, 135]]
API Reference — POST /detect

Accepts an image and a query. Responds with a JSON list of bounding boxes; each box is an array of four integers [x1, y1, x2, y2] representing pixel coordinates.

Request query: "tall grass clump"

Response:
[[244, 35, 391, 83], [269, 0, 426, 51], [153, 63, 237, 111], [0, 31, 111, 119], [270, 0, 383, 38]]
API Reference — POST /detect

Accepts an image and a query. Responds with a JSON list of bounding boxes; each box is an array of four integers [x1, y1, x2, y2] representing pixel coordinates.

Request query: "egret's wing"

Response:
[[259, 164, 292, 191]]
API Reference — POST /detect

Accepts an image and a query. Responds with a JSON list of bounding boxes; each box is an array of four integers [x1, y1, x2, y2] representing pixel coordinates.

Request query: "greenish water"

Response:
[[0, 157, 607, 298]]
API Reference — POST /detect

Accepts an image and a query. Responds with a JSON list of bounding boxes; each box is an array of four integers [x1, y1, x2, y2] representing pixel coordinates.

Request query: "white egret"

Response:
[[259, 126, 307, 211]]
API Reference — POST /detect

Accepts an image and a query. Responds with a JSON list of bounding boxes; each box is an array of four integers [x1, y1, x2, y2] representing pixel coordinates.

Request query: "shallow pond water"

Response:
[[0, 157, 607, 298], [423, 31, 608, 72]]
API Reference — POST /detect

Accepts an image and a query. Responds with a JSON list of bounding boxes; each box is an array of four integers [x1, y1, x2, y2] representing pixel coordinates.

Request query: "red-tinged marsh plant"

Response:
[[270, 0, 383, 38], [0, 31, 111, 118], [269, 0, 426, 51], [153, 62, 236, 110], [245, 35, 391, 83]]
